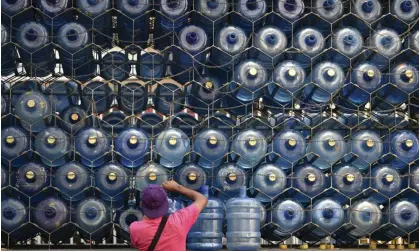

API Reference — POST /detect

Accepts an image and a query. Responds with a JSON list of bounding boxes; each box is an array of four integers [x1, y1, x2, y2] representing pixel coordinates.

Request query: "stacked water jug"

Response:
[[1, 0, 419, 250]]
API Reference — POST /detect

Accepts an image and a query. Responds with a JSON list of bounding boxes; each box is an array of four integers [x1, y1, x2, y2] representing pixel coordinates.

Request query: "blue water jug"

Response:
[[293, 164, 327, 203], [1, 0, 28, 17], [74, 197, 112, 241], [383, 200, 419, 239], [37, 0, 71, 33], [118, 82, 147, 114], [54, 162, 90, 202], [381, 130, 419, 171], [272, 0, 305, 36], [369, 165, 403, 203], [306, 130, 347, 170], [8, 80, 41, 105], [226, 186, 261, 251], [345, 200, 382, 239], [35, 127, 71, 167], [115, 128, 150, 168], [60, 106, 88, 135], [293, 28, 325, 70], [268, 129, 306, 172], [32, 197, 73, 243], [44, 81, 79, 113], [154, 82, 184, 115], [251, 164, 287, 203], [76, 0, 112, 48], [304, 62, 345, 103], [154, 0, 189, 50], [95, 162, 128, 208], [137, 51, 165, 81], [135, 162, 169, 191], [101, 52, 130, 81], [99, 109, 129, 135], [250, 26, 287, 70], [15, 91, 51, 133], [168, 197, 185, 213], [1, 197, 37, 241], [154, 128, 190, 168], [366, 28, 402, 70], [330, 28, 364, 68], [116, 204, 144, 241], [137, 109, 165, 136], [229, 60, 267, 103], [344, 130, 383, 171], [175, 163, 207, 200], [341, 62, 382, 106], [16, 162, 49, 196], [193, 129, 229, 169], [193, 0, 229, 35], [1, 24, 17, 76], [310, 198, 345, 238], [116, 0, 150, 49], [313, 0, 344, 24], [81, 81, 114, 114], [56, 22, 96, 81], [1, 127, 31, 167], [214, 163, 247, 199], [210, 26, 247, 70], [187, 185, 224, 251], [389, 0, 419, 33], [230, 129, 267, 169], [75, 128, 111, 168], [411, 165, 419, 193], [351, 0, 381, 36], [14, 22, 54, 77], [231, 0, 267, 35], [172, 25, 208, 84], [409, 31, 419, 66], [265, 61, 306, 106], [332, 164, 365, 200]]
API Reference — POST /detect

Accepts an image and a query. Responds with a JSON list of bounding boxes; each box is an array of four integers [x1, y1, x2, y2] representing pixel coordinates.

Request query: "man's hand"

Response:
[[162, 180, 182, 193]]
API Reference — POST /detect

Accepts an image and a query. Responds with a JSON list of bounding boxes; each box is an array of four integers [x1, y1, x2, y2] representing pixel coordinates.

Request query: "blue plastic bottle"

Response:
[[231, 0, 267, 35], [1, 24, 17, 76], [16, 162, 49, 196], [293, 164, 327, 203], [210, 26, 247, 70], [367, 28, 402, 70], [251, 164, 287, 203], [54, 162, 90, 202], [14, 22, 54, 77], [116, 204, 144, 241], [1, 0, 28, 17], [154, 82, 184, 115], [1, 197, 37, 241], [37, 0, 71, 33], [172, 25, 208, 84], [35, 127, 71, 167], [118, 82, 148, 114], [75, 128, 111, 168], [100, 52, 130, 81], [369, 165, 402, 203], [304, 62, 345, 103], [310, 198, 345, 239], [95, 162, 128, 208], [56, 22, 95, 81], [116, 0, 150, 49], [230, 60, 267, 103], [214, 163, 247, 199], [345, 200, 382, 239], [193, 0, 229, 35], [135, 162, 169, 191], [187, 185, 224, 251], [60, 106, 88, 135], [14, 91, 51, 133], [193, 129, 229, 169], [230, 129, 267, 169], [44, 81, 79, 113], [380, 200, 419, 240], [313, 0, 344, 28], [8, 80, 41, 105], [226, 186, 261, 251], [344, 130, 383, 171], [381, 130, 419, 171], [175, 164, 207, 199], [1, 127, 31, 167], [154, 128, 189, 168], [137, 51, 165, 81], [390, 0, 419, 33], [330, 28, 364, 68], [115, 128, 150, 168], [332, 164, 365, 200], [293, 28, 325, 70], [81, 81, 114, 114], [74, 197, 112, 241], [306, 130, 347, 170], [351, 0, 382, 37], [272, 0, 305, 36]]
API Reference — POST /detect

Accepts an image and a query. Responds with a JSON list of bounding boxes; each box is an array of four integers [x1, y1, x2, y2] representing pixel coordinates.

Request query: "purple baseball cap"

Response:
[[141, 184, 169, 218]]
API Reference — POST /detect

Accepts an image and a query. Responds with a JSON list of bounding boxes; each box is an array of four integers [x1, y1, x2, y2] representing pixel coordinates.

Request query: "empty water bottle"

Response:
[[1, 197, 37, 241], [35, 127, 71, 167], [214, 163, 247, 199], [1, 24, 17, 76], [193, 129, 229, 169], [330, 28, 364, 68], [54, 161, 90, 201], [367, 28, 402, 70], [230, 60, 267, 103], [1, 126, 31, 167], [231, 129, 267, 169], [389, 0, 419, 33], [74, 197, 112, 241], [293, 164, 327, 202], [304, 62, 345, 103], [116, 205, 144, 241], [251, 164, 287, 203], [272, 0, 305, 36], [115, 128, 150, 168], [154, 82, 184, 115], [193, 0, 229, 35], [351, 0, 382, 36], [310, 198, 345, 238], [1, 0, 28, 17], [231, 0, 267, 35], [101, 52, 130, 81], [293, 28, 325, 70], [332, 164, 365, 200], [16, 162, 49, 196], [60, 106, 88, 135], [345, 200, 382, 239], [56, 22, 95, 81], [135, 162, 169, 191], [154, 128, 189, 168], [175, 164, 207, 199], [137, 50, 166, 81], [226, 186, 261, 251], [37, 0, 71, 33], [344, 130, 383, 171], [118, 82, 148, 114], [382, 200, 419, 239], [95, 162, 128, 208], [81, 81, 114, 114], [14, 91, 51, 133], [15, 22, 55, 77], [381, 130, 419, 171], [75, 128, 111, 168], [210, 26, 247, 70], [369, 165, 402, 203], [187, 185, 224, 251], [307, 130, 347, 170], [313, 0, 344, 24]]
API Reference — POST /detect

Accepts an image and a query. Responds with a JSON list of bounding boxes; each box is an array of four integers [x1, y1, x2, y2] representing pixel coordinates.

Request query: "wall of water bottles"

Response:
[[1, 0, 419, 249]]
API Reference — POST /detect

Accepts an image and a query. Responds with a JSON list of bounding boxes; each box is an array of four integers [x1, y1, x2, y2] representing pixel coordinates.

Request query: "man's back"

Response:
[[130, 204, 199, 251]]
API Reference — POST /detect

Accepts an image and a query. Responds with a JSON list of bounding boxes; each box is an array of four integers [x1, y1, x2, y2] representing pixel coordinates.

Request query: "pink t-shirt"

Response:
[[130, 204, 199, 251]]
